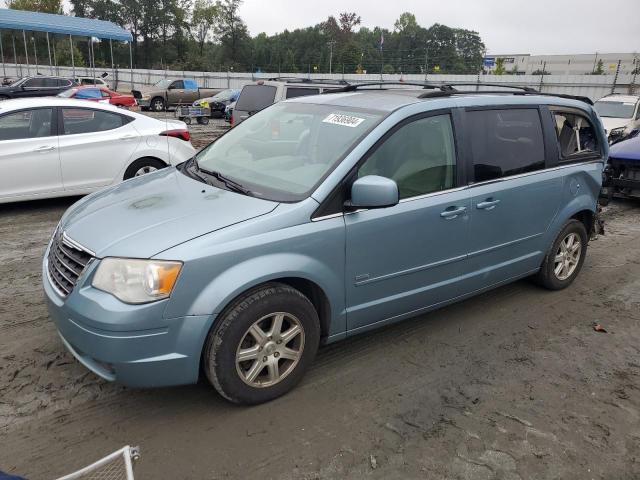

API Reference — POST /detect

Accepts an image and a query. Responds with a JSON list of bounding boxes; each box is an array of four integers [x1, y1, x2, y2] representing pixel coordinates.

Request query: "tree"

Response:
[[7, 0, 61, 13], [215, 0, 249, 65], [592, 59, 605, 75], [192, 0, 219, 55], [493, 57, 506, 75], [394, 12, 418, 36]]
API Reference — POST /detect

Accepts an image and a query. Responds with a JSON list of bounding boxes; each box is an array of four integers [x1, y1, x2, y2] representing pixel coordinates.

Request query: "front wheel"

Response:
[[203, 283, 320, 404], [123, 157, 166, 180], [534, 219, 588, 290], [150, 97, 165, 112]]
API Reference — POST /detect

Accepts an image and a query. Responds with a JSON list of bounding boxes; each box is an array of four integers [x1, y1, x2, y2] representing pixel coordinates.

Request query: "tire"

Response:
[[203, 282, 320, 405], [534, 219, 588, 290], [197, 116, 209, 125], [150, 96, 165, 112], [123, 157, 166, 180], [183, 117, 192, 125]]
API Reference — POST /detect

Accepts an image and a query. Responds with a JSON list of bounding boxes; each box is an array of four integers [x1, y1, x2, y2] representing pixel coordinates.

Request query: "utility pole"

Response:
[[423, 45, 428, 81], [328, 40, 336, 75]]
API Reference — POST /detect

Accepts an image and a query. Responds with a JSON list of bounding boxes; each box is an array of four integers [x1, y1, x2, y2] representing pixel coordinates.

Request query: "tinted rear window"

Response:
[[468, 109, 545, 182], [285, 87, 320, 99], [236, 85, 277, 112]]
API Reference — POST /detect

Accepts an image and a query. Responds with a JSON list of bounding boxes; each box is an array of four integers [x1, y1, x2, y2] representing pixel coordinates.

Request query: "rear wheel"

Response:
[[203, 283, 320, 405], [534, 219, 588, 290], [197, 116, 209, 125], [123, 157, 166, 180], [150, 97, 165, 112]]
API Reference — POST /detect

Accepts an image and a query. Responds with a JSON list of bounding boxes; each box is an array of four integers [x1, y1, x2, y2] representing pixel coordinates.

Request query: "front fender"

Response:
[[179, 253, 345, 338]]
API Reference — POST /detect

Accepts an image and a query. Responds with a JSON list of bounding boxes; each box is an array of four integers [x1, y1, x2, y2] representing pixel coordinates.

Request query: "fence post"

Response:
[[538, 61, 546, 91], [611, 59, 621, 94], [631, 57, 638, 95]]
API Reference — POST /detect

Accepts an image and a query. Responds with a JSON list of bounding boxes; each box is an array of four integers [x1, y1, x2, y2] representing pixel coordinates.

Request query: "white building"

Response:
[[483, 53, 639, 75]]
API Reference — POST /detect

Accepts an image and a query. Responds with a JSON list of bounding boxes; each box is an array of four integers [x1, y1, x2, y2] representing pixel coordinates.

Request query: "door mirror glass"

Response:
[[348, 175, 398, 209]]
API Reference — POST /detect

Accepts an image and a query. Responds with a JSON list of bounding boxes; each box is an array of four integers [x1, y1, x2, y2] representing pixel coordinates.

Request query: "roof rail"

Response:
[[325, 81, 440, 93], [418, 88, 594, 105], [438, 82, 539, 93], [265, 77, 350, 85]]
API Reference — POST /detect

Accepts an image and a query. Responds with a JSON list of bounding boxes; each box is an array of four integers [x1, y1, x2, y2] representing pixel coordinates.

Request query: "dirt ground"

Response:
[[1, 117, 639, 479]]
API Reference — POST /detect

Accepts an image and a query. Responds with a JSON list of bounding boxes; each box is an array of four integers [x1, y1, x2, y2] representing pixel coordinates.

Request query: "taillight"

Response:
[[230, 114, 235, 127], [160, 129, 190, 142]]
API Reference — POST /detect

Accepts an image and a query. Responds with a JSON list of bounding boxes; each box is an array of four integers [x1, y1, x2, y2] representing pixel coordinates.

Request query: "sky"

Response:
[[239, 0, 640, 55]]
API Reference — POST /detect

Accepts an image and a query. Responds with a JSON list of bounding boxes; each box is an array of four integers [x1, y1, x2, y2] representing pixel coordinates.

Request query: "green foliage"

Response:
[[493, 57, 506, 75], [591, 59, 605, 75], [7, 0, 62, 13], [61, 2, 486, 74]]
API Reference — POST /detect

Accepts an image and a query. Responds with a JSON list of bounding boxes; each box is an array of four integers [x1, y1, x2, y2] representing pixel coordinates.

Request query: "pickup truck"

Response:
[[132, 79, 221, 112]]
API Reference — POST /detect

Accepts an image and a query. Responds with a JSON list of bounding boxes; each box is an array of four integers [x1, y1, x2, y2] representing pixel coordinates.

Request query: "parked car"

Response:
[[73, 76, 111, 89], [230, 77, 347, 126], [192, 88, 240, 118], [58, 86, 137, 108], [0, 97, 195, 203], [132, 79, 221, 112], [0, 76, 77, 100], [601, 132, 640, 201], [43, 85, 605, 405], [594, 94, 640, 143], [2, 76, 17, 86]]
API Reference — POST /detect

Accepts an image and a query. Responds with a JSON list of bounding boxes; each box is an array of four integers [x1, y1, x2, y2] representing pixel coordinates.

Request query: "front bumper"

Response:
[[43, 256, 215, 387], [137, 99, 151, 108]]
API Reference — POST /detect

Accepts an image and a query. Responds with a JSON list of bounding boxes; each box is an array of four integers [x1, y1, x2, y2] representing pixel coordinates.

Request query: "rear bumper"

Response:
[[43, 256, 215, 388]]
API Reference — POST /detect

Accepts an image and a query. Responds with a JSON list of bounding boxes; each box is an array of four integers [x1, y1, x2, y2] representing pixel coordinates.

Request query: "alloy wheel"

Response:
[[554, 232, 582, 280], [235, 312, 305, 388]]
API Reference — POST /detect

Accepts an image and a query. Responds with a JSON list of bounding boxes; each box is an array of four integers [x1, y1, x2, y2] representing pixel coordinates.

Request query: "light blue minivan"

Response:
[[43, 84, 606, 404]]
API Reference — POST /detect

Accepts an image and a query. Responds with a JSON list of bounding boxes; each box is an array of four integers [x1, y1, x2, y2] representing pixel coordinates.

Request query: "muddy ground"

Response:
[[0, 117, 639, 479]]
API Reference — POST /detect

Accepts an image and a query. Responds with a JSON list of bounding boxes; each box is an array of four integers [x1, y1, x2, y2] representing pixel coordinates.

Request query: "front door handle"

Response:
[[119, 134, 137, 140], [440, 206, 467, 220], [476, 199, 501, 210], [33, 145, 55, 152]]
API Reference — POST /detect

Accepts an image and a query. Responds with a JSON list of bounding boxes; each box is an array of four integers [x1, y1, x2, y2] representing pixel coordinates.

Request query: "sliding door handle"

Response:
[[476, 199, 501, 210]]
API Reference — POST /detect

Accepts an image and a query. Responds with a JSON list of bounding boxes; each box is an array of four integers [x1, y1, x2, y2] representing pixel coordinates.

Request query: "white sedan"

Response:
[[0, 97, 196, 203]]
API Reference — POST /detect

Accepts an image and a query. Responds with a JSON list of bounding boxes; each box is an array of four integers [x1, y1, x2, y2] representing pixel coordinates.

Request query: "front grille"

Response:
[[47, 231, 94, 297]]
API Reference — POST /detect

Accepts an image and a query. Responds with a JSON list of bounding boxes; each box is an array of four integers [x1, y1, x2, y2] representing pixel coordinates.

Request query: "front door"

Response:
[[345, 113, 470, 332], [464, 107, 562, 288], [0, 107, 62, 200]]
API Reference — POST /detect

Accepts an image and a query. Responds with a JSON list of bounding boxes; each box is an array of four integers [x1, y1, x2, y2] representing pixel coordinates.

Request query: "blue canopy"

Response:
[[0, 8, 132, 41]]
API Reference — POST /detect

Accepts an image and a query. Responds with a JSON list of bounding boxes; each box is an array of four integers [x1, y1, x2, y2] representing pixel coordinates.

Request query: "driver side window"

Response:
[[358, 114, 457, 199], [170, 80, 184, 89]]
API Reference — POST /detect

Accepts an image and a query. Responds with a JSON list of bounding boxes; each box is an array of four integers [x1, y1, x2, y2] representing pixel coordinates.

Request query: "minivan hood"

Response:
[[60, 168, 278, 258], [601, 117, 631, 132]]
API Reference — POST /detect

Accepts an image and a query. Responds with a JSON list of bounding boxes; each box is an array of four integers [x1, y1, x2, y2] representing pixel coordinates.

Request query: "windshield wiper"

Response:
[[197, 164, 253, 196]]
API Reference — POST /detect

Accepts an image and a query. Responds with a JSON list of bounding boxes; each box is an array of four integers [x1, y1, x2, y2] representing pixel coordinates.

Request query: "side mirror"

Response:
[[347, 175, 399, 210]]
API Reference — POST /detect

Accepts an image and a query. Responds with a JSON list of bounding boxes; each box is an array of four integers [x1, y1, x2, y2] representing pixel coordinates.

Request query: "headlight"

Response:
[[92, 258, 182, 304]]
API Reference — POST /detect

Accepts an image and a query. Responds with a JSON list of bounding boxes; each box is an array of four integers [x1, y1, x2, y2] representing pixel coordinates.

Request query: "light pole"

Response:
[[328, 40, 336, 75]]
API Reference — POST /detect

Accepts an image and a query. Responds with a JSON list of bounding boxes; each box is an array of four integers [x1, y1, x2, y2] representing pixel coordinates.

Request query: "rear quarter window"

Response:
[[467, 108, 545, 182], [552, 110, 600, 161], [285, 87, 320, 99], [235, 85, 277, 112]]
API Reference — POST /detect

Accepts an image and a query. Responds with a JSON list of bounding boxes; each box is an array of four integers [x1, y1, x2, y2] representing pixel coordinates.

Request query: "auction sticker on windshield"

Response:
[[323, 113, 365, 127]]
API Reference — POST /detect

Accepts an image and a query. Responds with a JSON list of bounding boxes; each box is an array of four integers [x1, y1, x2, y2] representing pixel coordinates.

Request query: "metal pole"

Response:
[[539, 61, 546, 91], [32, 36, 38, 74], [109, 39, 114, 84], [129, 41, 133, 89], [12, 34, 19, 77], [22, 30, 30, 76], [424, 45, 428, 82], [89, 37, 95, 80], [0, 30, 6, 77], [46, 32, 53, 75], [70, 35, 75, 78], [52, 34, 57, 75], [328, 41, 334, 74]]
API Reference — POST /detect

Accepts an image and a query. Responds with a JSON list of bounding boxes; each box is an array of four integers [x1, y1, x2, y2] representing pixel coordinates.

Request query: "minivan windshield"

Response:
[[194, 101, 384, 201], [594, 100, 637, 118]]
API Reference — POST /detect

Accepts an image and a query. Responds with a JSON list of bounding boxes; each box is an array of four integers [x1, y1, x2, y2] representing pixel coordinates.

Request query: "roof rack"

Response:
[[437, 82, 539, 93], [418, 86, 593, 105], [326, 81, 440, 93], [265, 77, 350, 85]]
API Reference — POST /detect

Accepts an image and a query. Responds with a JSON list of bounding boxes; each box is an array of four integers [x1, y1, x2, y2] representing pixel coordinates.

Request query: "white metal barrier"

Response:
[[55, 446, 140, 480]]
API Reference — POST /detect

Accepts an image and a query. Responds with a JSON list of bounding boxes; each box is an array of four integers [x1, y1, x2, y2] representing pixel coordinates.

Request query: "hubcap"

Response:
[[235, 312, 305, 388], [134, 166, 158, 177], [554, 232, 582, 280]]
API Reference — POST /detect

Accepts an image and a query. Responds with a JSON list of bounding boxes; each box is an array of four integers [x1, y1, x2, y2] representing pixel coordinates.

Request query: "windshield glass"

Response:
[[594, 100, 637, 118], [10, 78, 26, 87], [194, 102, 384, 201], [153, 79, 172, 89]]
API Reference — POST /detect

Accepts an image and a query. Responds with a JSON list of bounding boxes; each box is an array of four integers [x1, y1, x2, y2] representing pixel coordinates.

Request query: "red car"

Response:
[[58, 86, 137, 108]]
